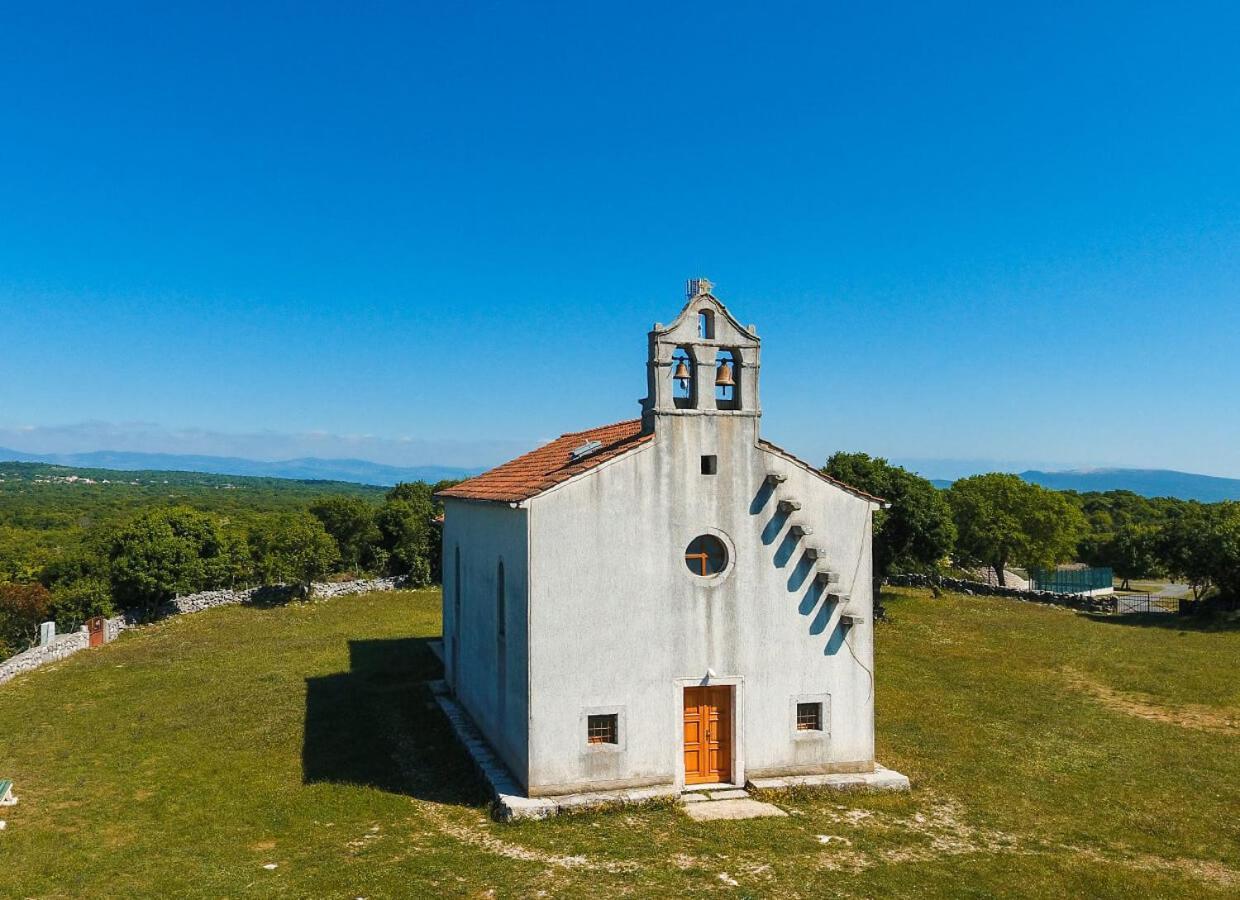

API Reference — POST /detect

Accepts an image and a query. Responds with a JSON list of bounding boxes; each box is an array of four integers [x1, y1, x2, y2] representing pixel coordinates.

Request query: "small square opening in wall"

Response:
[[700, 455, 718, 475], [796, 702, 823, 731], [587, 713, 619, 745]]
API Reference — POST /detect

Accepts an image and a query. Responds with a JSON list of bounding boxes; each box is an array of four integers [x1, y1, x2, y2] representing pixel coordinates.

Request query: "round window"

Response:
[[684, 535, 729, 577]]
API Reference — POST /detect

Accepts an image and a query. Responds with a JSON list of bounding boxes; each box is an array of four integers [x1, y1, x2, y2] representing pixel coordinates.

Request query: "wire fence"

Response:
[[1029, 566, 1113, 594]]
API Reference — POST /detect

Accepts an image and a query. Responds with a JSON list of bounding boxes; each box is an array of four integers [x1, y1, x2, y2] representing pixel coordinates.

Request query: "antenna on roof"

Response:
[[569, 439, 603, 462], [686, 277, 713, 299]]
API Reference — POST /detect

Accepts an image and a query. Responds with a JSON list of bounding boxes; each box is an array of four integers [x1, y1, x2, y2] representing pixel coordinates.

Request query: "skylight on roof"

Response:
[[569, 439, 603, 462]]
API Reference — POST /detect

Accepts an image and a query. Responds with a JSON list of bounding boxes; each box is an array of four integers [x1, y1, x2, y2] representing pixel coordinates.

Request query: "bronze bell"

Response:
[[673, 358, 692, 384], [715, 360, 736, 387]]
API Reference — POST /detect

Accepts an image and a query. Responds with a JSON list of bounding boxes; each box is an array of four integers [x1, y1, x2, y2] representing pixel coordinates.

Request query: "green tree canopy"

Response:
[[248, 513, 340, 589], [108, 507, 249, 611], [376, 482, 439, 586], [1211, 503, 1240, 601], [823, 452, 956, 578], [1092, 523, 1163, 590], [309, 495, 381, 574], [947, 473, 1085, 585]]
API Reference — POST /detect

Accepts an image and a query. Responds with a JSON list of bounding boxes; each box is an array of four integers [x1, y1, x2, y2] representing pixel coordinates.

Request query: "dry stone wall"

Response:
[[0, 629, 90, 686], [0, 576, 410, 687], [886, 573, 1113, 613]]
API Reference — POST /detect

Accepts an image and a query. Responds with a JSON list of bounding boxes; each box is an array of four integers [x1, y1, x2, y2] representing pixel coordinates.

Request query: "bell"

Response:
[[673, 359, 692, 384], [715, 360, 735, 387]]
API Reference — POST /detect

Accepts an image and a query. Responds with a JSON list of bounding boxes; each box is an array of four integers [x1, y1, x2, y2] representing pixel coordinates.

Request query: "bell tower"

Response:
[[641, 279, 762, 434]]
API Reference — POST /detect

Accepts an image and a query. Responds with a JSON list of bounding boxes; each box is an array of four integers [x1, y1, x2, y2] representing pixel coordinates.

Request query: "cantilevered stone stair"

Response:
[[765, 471, 862, 626]]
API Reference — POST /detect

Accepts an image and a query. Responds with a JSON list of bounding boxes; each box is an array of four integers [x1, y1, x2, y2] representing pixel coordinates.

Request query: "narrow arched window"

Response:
[[496, 560, 506, 642], [671, 346, 696, 409], [452, 546, 461, 687], [698, 309, 715, 339], [715, 349, 740, 410]]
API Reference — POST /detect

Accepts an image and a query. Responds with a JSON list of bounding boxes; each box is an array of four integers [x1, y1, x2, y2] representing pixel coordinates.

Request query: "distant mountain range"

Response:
[[0, 448, 481, 487], [931, 468, 1240, 502], [2, 446, 1237, 501]]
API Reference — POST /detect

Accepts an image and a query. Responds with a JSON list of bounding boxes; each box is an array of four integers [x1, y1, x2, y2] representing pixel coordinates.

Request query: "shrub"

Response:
[[0, 582, 53, 654], [108, 508, 249, 612]]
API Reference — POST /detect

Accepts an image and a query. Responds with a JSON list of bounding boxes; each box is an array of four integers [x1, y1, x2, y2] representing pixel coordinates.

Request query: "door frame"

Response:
[[673, 675, 745, 790]]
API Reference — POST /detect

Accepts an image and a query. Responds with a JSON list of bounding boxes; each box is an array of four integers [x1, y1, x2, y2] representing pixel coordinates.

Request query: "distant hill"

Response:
[[1018, 468, 1240, 503], [0, 448, 481, 487], [928, 468, 1240, 502]]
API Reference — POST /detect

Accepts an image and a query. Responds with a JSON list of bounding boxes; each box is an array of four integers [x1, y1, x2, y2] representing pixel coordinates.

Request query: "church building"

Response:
[[437, 280, 907, 813]]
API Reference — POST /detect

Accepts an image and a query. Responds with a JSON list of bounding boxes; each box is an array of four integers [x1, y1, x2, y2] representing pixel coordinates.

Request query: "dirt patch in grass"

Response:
[[1063, 668, 1240, 734], [1071, 846, 1240, 890], [808, 793, 1026, 872], [420, 803, 639, 873]]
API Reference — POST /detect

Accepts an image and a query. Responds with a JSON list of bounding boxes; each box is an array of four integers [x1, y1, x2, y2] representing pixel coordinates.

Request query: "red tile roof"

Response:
[[437, 419, 653, 503]]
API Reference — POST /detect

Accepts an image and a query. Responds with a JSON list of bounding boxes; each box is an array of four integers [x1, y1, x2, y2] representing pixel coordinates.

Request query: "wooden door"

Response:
[[683, 686, 732, 785], [87, 616, 105, 648]]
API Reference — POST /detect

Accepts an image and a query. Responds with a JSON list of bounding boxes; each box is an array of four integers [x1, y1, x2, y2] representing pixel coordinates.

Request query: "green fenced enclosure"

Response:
[[1029, 566, 1113, 594]]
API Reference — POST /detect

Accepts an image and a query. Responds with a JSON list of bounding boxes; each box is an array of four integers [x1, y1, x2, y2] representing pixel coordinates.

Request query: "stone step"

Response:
[[706, 788, 750, 800], [815, 568, 840, 585]]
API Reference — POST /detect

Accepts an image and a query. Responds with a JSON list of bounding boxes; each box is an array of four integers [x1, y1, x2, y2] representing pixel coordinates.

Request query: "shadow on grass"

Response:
[[303, 637, 488, 806], [1081, 611, 1240, 632]]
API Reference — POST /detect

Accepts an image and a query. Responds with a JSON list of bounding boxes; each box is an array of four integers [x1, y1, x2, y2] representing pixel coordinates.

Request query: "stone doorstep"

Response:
[[706, 788, 751, 800], [746, 764, 911, 793], [681, 798, 788, 821]]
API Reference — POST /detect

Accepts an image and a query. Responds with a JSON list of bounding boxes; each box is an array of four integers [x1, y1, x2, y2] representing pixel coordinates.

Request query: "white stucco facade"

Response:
[[440, 283, 884, 798]]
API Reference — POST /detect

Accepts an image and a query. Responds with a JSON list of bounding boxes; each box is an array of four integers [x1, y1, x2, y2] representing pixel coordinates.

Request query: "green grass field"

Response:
[[0, 587, 1236, 898]]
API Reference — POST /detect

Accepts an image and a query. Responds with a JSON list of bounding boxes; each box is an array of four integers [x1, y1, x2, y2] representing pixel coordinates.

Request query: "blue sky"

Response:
[[2, 2, 1238, 477]]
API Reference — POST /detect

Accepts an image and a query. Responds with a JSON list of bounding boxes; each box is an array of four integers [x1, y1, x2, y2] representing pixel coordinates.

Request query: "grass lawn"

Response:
[[0, 587, 1236, 898]]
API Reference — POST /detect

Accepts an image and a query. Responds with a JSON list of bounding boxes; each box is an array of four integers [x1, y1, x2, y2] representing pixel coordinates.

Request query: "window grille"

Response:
[[796, 702, 822, 731], [587, 713, 618, 745]]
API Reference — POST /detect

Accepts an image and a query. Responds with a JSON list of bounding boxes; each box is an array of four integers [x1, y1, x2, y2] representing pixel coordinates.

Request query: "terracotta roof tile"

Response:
[[437, 419, 652, 503]]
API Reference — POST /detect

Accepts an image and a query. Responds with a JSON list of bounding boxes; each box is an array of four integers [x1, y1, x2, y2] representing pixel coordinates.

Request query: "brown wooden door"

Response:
[[87, 616, 105, 648], [683, 686, 732, 785]]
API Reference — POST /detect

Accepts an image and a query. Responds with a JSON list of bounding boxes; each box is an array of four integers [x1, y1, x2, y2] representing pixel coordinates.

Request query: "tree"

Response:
[[0, 582, 53, 655], [1095, 524, 1163, 590], [823, 452, 956, 578], [1157, 506, 1217, 600], [1211, 504, 1240, 601], [108, 508, 249, 611], [249, 513, 340, 590], [49, 577, 114, 632], [947, 474, 1085, 585], [309, 496, 381, 574], [376, 482, 438, 586]]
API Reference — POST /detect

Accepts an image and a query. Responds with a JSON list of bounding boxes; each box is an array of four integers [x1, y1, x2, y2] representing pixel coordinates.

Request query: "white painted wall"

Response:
[[441, 499, 530, 785], [521, 416, 876, 796]]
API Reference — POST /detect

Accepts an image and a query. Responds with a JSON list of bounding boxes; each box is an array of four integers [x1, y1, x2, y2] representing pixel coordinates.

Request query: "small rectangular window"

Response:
[[701, 455, 718, 475], [587, 713, 618, 745], [796, 702, 822, 731]]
